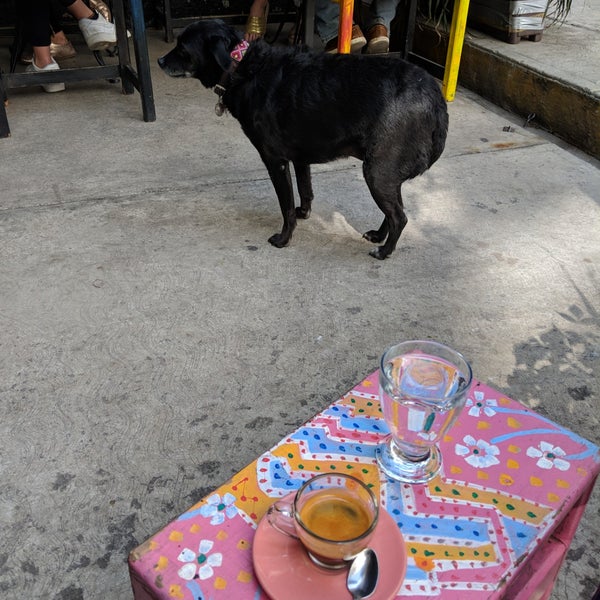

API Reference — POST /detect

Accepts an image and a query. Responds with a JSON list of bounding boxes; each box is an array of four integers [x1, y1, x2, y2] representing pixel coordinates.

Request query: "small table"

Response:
[[128, 372, 599, 599]]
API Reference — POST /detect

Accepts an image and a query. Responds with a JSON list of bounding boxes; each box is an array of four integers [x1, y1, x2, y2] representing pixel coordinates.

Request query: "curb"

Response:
[[412, 25, 600, 159]]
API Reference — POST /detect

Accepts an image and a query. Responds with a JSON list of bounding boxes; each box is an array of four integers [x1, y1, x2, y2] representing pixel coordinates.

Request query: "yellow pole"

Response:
[[442, 0, 470, 101], [338, 0, 354, 54]]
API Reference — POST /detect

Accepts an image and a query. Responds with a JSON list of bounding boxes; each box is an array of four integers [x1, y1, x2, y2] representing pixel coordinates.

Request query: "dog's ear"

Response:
[[211, 24, 243, 71], [212, 37, 232, 71]]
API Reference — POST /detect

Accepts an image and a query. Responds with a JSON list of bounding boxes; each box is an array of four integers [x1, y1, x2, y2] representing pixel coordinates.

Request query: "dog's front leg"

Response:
[[264, 159, 296, 248], [293, 162, 313, 220]]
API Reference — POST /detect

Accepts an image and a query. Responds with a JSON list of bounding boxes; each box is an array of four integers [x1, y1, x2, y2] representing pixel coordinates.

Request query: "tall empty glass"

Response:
[[376, 341, 472, 483]]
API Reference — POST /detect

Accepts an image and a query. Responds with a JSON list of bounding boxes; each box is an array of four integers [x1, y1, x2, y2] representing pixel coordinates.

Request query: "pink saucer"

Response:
[[252, 497, 406, 600]]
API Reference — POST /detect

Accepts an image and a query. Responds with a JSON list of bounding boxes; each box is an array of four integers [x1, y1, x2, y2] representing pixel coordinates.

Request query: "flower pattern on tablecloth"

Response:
[[526, 441, 570, 471], [455, 435, 500, 468], [199, 492, 238, 525], [466, 391, 498, 418], [177, 539, 223, 581]]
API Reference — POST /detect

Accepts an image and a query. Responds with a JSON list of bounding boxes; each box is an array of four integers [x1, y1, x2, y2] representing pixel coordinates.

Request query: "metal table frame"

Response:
[[335, 0, 469, 101], [0, 0, 155, 138]]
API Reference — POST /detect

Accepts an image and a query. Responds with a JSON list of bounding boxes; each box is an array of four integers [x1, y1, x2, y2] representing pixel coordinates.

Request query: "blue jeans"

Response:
[[314, 0, 399, 44]]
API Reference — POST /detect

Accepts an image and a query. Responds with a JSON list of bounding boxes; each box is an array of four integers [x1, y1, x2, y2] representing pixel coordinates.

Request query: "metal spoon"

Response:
[[347, 548, 379, 599]]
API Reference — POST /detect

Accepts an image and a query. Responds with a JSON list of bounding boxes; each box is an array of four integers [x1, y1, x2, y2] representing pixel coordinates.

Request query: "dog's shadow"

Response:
[[233, 194, 365, 249], [211, 159, 442, 257], [221, 164, 372, 248]]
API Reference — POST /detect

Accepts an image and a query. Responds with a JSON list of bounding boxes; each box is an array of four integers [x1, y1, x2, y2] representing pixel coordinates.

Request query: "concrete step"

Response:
[[411, 0, 600, 159]]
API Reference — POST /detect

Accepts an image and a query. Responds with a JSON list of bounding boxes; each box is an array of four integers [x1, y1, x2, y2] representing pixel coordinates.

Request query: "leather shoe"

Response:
[[365, 24, 389, 54], [324, 24, 366, 54]]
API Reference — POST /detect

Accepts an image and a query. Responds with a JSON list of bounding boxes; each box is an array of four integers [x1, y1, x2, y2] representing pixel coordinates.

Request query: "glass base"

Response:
[[376, 438, 442, 484]]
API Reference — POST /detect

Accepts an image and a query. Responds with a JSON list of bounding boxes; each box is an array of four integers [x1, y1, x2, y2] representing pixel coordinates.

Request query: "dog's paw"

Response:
[[268, 233, 290, 248], [295, 206, 311, 220], [363, 230, 386, 243], [369, 246, 389, 260]]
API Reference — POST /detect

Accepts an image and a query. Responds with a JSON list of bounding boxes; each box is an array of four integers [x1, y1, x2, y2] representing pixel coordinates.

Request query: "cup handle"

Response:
[[266, 499, 299, 539]]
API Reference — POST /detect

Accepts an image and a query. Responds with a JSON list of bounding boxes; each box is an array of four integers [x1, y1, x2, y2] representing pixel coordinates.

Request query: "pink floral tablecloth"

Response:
[[129, 373, 600, 600]]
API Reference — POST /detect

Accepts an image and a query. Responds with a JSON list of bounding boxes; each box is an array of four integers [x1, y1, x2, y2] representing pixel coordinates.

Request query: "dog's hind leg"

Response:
[[368, 186, 407, 260], [293, 162, 313, 220], [363, 218, 389, 244], [362, 161, 408, 260], [263, 158, 297, 248]]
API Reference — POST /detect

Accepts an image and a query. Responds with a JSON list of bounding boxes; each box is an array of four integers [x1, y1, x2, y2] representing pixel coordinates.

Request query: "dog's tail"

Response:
[[429, 103, 449, 168]]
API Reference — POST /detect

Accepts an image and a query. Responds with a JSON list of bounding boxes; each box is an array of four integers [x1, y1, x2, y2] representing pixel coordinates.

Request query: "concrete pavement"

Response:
[[0, 17, 599, 600]]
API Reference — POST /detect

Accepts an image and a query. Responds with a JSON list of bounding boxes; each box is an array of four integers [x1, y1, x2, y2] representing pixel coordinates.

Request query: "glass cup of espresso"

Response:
[[266, 473, 379, 569]]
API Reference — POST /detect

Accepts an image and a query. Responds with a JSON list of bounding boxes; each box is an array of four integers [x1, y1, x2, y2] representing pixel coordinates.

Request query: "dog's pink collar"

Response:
[[214, 40, 250, 116], [230, 40, 250, 63]]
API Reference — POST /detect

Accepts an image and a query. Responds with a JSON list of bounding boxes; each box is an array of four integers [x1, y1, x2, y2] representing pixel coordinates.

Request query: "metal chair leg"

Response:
[[9, 20, 25, 73], [0, 74, 11, 138]]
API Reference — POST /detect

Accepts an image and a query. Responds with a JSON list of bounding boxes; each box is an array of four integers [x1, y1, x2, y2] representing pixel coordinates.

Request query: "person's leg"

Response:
[[61, 0, 113, 23], [23, 0, 65, 91], [32, 45, 53, 67], [59, 0, 94, 20], [315, 0, 366, 53], [48, 0, 77, 59], [362, 0, 398, 31], [314, 0, 340, 45], [49, 0, 65, 32], [26, 0, 51, 58], [26, 0, 54, 67]]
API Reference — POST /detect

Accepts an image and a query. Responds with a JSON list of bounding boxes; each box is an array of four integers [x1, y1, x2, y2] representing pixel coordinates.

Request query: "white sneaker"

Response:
[[79, 12, 117, 51], [26, 58, 65, 93]]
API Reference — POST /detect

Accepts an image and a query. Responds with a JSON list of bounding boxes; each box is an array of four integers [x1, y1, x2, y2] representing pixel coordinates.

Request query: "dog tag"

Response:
[[215, 100, 225, 116]]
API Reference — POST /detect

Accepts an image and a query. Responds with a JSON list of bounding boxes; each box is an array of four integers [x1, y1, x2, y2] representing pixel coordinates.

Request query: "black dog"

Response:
[[158, 20, 448, 259]]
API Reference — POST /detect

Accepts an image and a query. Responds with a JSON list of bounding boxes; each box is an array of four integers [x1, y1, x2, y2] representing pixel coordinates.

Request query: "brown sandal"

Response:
[[89, 0, 112, 22]]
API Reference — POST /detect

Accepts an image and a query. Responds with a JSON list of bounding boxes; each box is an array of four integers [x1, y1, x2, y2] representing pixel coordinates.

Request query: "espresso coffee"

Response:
[[266, 473, 378, 568], [298, 490, 372, 541]]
